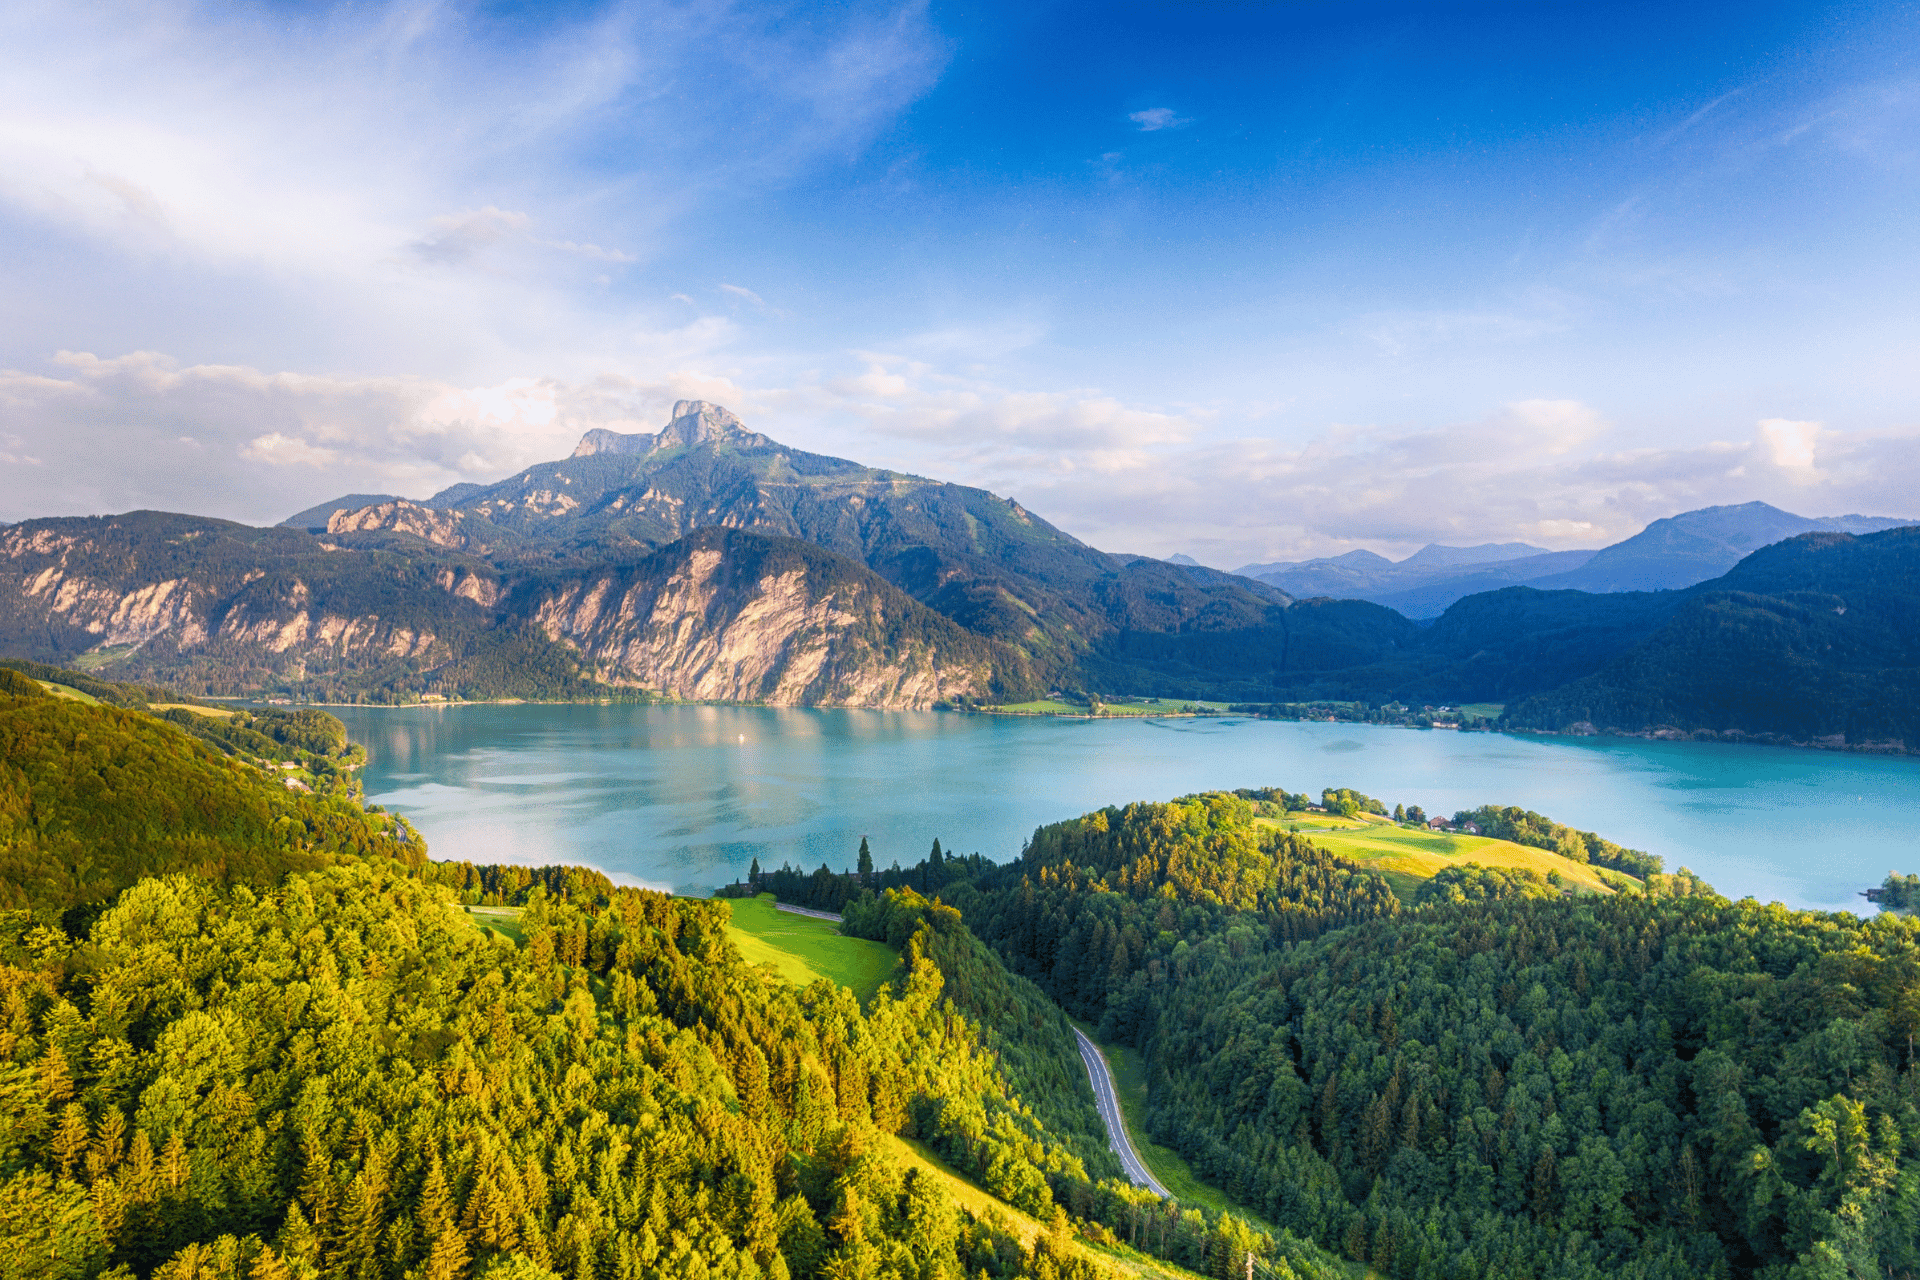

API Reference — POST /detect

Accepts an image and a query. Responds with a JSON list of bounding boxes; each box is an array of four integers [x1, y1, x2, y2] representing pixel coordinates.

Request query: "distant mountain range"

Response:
[[1, 399, 1914, 748], [1232, 502, 1913, 617]]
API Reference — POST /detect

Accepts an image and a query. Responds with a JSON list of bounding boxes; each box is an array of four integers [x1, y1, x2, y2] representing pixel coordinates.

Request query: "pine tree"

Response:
[[857, 839, 873, 882], [249, 1245, 294, 1280], [424, 1229, 470, 1280], [53, 1103, 89, 1181]]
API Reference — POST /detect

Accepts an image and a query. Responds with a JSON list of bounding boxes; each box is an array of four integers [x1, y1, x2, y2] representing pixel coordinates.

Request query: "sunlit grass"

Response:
[[1258, 812, 1621, 897], [890, 1136, 1208, 1280], [722, 894, 899, 1003]]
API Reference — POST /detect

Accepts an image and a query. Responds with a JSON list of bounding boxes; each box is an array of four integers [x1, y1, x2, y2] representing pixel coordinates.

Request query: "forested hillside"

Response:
[[0, 690, 1328, 1279], [1506, 527, 1920, 747], [0, 678, 418, 923], [2, 865, 1134, 1280], [775, 793, 1920, 1278]]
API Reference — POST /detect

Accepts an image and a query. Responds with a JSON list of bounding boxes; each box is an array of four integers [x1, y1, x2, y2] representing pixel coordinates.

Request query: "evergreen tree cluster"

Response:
[[1450, 806, 1664, 879], [1117, 895, 1920, 1278], [825, 792, 1920, 1276], [944, 794, 1402, 1026], [0, 863, 1145, 1280]]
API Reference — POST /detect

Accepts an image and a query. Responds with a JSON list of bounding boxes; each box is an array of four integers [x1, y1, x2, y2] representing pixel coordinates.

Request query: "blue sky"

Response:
[[1, 0, 1915, 563]]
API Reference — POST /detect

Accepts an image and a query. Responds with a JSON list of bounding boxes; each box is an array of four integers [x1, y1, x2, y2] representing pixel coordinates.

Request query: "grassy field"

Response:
[[35, 680, 101, 705], [1259, 812, 1619, 899], [149, 702, 236, 717], [890, 1136, 1206, 1280], [452, 903, 527, 944], [1454, 702, 1505, 719], [722, 894, 899, 1003]]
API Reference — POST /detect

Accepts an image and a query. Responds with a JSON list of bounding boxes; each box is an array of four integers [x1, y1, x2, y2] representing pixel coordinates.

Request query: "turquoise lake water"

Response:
[[334, 704, 1920, 911]]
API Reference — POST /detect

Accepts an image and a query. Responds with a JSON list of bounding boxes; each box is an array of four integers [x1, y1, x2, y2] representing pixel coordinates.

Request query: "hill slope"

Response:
[[1526, 500, 1913, 593], [1507, 527, 1920, 746], [0, 685, 419, 920]]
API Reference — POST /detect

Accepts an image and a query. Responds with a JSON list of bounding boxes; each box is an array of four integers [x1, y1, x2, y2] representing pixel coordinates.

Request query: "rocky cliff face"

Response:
[[570, 400, 772, 458], [529, 528, 999, 706], [0, 514, 1021, 706], [327, 500, 487, 551]]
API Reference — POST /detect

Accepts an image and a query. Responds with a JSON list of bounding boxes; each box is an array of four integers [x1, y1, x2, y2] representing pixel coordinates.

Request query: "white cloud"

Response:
[[241, 433, 340, 468], [1128, 107, 1189, 132], [3, 342, 1914, 575], [0, 1, 947, 381], [1758, 416, 1820, 474]]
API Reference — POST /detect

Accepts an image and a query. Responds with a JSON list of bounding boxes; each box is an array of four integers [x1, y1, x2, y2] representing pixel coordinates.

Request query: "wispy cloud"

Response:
[[1128, 107, 1189, 132], [3, 348, 1915, 567]]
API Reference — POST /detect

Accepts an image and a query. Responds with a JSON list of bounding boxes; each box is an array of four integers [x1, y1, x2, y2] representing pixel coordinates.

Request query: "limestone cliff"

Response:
[[528, 527, 1008, 707], [0, 513, 1026, 706]]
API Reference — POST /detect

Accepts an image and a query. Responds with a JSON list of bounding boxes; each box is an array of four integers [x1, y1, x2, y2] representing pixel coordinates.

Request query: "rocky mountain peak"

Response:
[[571, 400, 763, 458]]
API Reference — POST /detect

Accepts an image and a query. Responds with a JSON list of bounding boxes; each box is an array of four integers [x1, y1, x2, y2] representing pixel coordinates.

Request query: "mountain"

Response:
[[1362, 549, 1600, 617], [280, 491, 406, 531], [1523, 500, 1915, 593], [1232, 542, 1589, 618], [1233, 503, 1914, 619], [0, 510, 1033, 706], [1222, 527, 1920, 750], [295, 400, 1292, 670], [1395, 541, 1549, 569], [7, 402, 1915, 727], [1506, 526, 1920, 747]]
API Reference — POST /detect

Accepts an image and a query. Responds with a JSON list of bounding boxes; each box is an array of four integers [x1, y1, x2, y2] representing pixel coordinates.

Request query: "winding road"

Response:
[[1072, 1027, 1170, 1197], [774, 901, 1170, 1198]]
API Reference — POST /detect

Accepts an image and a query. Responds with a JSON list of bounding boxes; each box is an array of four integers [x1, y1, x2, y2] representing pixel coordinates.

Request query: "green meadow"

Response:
[[722, 893, 899, 1002], [1258, 812, 1622, 900]]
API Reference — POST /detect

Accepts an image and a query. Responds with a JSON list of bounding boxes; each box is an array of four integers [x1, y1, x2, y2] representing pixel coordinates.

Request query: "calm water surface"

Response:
[[334, 704, 1920, 910]]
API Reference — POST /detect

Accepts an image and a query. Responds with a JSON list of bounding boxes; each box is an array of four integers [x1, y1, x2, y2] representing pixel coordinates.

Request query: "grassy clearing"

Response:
[[149, 702, 236, 717], [1454, 702, 1505, 719], [72, 646, 136, 672], [890, 1137, 1206, 1280], [456, 903, 527, 944], [722, 895, 898, 1003], [35, 681, 101, 705], [1258, 813, 1620, 898]]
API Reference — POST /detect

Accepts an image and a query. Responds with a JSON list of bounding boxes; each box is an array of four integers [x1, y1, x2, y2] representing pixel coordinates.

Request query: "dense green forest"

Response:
[[0, 687, 1340, 1279], [777, 794, 1920, 1278], [1502, 527, 1920, 747], [0, 683, 419, 926]]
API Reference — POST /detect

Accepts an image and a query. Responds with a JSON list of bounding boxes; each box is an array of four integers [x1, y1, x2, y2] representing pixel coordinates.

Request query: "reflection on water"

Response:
[[333, 703, 1920, 909]]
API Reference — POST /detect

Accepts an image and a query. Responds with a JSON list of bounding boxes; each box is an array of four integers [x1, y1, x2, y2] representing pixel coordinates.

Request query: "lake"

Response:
[[334, 703, 1920, 911]]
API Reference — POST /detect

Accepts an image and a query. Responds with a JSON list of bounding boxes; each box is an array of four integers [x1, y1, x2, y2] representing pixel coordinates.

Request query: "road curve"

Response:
[[1072, 1027, 1170, 1197]]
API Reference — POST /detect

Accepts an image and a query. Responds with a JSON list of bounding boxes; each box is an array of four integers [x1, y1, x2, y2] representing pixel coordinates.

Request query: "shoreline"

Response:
[[211, 694, 1915, 758]]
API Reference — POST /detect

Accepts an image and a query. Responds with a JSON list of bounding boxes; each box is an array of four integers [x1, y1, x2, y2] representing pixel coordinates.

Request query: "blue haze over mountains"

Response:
[[1230, 503, 1916, 618]]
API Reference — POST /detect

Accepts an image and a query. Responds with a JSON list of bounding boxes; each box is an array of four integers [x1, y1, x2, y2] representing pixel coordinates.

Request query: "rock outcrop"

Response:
[[531, 528, 1003, 707]]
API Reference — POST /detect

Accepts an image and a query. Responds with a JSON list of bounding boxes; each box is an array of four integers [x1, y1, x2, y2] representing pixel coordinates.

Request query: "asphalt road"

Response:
[[1072, 1027, 1170, 1197]]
